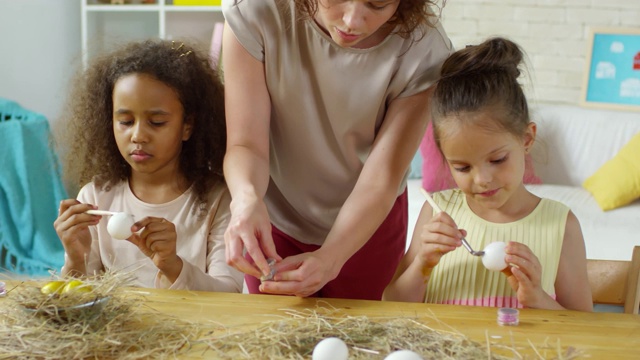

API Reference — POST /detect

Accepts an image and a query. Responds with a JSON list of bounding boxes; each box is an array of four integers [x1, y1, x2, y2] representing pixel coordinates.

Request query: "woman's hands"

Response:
[[54, 199, 100, 275], [222, 20, 279, 281], [128, 217, 183, 283], [224, 195, 281, 279], [223, 195, 339, 297], [259, 248, 340, 297]]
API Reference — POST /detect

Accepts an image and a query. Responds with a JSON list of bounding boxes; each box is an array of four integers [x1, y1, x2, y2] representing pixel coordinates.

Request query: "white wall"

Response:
[[0, 0, 81, 124], [441, 0, 640, 105], [1, 1, 638, 122]]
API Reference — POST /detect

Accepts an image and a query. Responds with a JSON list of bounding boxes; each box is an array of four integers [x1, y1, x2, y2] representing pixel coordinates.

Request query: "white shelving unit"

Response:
[[81, 0, 224, 67]]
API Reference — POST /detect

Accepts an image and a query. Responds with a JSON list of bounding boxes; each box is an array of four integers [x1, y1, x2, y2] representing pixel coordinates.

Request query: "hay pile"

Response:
[[0, 272, 209, 359], [204, 307, 500, 359], [203, 306, 582, 360], [0, 274, 581, 359]]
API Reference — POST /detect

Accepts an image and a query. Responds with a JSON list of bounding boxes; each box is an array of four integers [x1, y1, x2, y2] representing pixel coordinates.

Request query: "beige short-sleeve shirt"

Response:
[[224, 0, 453, 245]]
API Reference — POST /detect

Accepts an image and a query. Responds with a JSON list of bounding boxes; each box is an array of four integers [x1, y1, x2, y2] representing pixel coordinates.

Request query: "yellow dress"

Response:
[[424, 189, 569, 307]]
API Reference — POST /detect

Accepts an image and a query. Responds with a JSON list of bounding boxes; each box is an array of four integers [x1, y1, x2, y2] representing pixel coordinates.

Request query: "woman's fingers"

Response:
[[225, 230, 264, 278], [260, 230, 282, 262], [244, 235, 272, 277], [224, 221, 278, 278], [260, 254, 326, 297]]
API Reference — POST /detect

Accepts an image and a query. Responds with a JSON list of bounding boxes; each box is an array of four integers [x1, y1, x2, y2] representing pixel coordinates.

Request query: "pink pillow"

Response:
[[420, 122, 542, 193], [523, 153, 542, 185]]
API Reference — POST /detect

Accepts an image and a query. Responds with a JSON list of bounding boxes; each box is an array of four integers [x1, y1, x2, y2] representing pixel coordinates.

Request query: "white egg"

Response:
[[107, 212, 135, 240], [482, 241, 508, 271], [312, 337, 348, 360], [384, 349, 424, 360]]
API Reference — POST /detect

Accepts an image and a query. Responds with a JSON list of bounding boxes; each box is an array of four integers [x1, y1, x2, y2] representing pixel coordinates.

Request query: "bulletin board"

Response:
[[581, 27, 640, 111]]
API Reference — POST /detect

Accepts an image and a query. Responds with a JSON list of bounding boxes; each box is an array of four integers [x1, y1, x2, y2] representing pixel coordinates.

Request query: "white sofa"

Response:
[[527, 104, 640, 261]]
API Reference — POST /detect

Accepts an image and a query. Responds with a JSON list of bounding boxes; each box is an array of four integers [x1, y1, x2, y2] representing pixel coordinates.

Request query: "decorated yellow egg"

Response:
[[61, 279, 93, 294], [40, 280, 66, 295]]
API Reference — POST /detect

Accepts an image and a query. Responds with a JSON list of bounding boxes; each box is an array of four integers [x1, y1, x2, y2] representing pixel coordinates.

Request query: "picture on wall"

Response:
[[581, 27, 640, 111]]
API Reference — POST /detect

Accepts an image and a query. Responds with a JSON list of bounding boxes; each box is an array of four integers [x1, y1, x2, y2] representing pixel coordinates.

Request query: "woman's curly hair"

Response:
[[293, 0, 445, 38], [60, 39, 225, 207]]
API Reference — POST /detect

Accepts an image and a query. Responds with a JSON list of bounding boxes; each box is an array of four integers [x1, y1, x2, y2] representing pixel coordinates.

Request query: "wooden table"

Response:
[[3, 279, 638, 359], [139, 288, 640, 359]]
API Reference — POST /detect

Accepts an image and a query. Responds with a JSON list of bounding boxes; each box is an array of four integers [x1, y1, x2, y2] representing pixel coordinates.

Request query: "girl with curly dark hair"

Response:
[[222, 0, 453, 299], [54, 39, 243, 292]]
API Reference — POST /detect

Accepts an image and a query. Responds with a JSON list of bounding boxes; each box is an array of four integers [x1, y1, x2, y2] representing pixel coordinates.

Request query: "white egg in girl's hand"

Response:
[[312, 337, 348, 360], [482, 241, 508, 271], [384, 349, 424, 360], [106, 212, 135, 240]]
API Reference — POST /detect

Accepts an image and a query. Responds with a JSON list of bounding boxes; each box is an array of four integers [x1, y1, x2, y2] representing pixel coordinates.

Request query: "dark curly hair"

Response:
[[293, 0, 445, 37], [59, 39, 225, 208]]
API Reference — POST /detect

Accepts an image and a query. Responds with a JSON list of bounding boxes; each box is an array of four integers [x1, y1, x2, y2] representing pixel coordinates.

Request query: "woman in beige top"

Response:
[[222, 0, 453, 299]]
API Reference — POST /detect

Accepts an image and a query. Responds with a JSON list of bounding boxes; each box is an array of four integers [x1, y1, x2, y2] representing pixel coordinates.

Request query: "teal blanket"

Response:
[[0, 98, 67, 276]]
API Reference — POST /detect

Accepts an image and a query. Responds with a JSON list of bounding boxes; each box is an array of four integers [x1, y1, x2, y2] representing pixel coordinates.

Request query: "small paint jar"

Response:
[[497, 307, 519, 326], [0, 281, 6, 297]]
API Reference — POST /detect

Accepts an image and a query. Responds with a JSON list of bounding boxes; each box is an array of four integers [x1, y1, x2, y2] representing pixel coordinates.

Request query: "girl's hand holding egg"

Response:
[[502, 242, 546, 308], [127, 217, 183, 283]]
